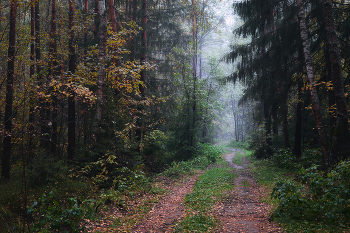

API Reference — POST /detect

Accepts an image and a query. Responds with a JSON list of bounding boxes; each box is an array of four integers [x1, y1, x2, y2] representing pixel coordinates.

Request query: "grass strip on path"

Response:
[[173, 166, 237, 232]]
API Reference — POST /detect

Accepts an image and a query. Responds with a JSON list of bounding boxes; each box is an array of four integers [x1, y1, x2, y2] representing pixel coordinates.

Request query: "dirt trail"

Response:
[[132, 172, 203, 233], [215, 148, 281, 232], [132, 148, 281, 232]]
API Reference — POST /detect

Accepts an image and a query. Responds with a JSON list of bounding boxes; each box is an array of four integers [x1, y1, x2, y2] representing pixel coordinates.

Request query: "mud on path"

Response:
[[132, 172, 204, 233], [215, 148, 281, 232]]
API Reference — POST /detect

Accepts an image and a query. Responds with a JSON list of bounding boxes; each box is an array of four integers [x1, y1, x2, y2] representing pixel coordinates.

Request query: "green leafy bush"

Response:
[[197, 143, 222, 163], [72, 153, 150, 192], [161, 144, 222, 178], [161, 160, 193, 178], [272, 149, 295, 169], [28, 191, 95, 232], [272, 162, 350, 225], [253, 144, 274, 159], [300, 148, 322, 168], [227, 139, 250, 150], [27, 151, 66, 186], [143, 130, 175, 172]]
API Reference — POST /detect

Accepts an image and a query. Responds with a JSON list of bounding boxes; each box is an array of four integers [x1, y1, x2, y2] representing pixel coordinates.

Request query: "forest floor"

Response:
[[84, 149, 282, 232]]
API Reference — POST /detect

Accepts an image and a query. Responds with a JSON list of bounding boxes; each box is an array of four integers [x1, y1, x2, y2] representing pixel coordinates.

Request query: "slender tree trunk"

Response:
[[140, 0, 147, 97], [108, 0, 117, 32], [95, 0, 107, 125], [322, 0, 349, 162], [35, 0, 49, 149], [49, 0, 58, 154], [83, 0, 89, 145], [190, 0, 197, 155], [83, 0, 88, 57], [294, 79, 303, 158], [272, 110, 278, 136], [297, 0, 329, 167], [131, 0, 137, 59], [242, 106, 245, 141], [282, 98, 290, 148], [135, 0, 147, 154], [232, 100, 238, 141], [325, 43, 336, 141], [263, 101, 272, 145], [68, 0, 76, 161], [29, 0, 35, 161], [93, 0, 100, 39], [2, 0, 17, 180], [108, 0, 121, 97]]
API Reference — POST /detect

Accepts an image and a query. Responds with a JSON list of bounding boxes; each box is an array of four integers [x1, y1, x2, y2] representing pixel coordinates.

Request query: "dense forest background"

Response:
[[0, 0, 229, 180], [1, 0, 350, 231]]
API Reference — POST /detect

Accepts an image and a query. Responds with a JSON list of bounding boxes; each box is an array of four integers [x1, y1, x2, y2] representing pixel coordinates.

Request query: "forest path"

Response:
[[132, 172, 204, 232], [122, 148, 282, 232], [214, 148, 281, 232]]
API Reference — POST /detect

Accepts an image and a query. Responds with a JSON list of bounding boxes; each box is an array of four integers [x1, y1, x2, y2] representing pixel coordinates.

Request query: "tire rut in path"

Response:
[[132, 172, 203, 233], [215, 148, 281, 232]]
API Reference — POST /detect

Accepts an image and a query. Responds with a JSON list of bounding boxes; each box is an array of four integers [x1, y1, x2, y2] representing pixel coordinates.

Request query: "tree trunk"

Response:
[[322, 0, 349, 162], [68, 0, 76, 161], [2, 0, 17, 180], [95, 0, 107, 125], [325, 43, 336, 142], [35, 0, 49, 149], [83, 0, 89, 145], [108, 0, 121, 97], [140, 0, 147, 97], [83, 0, 88, 57], [93, 0, 100, 39], [282, 98, 290, 148], [294, 80, 303, 158], [297, 0, 329, 167], [191, 0, 197, 156], [49, 0, 58, 155], [131, 0, 137, 60], [263, 101, 272, 145], [29, 0, 35, 161]]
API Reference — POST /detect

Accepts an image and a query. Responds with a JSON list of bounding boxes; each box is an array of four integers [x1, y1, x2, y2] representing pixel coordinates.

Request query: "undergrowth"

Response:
[[161, 143, 223, 178], [250, 145, 350, 232], [272, 162, 350, 232], [0, 143, 223, 232]]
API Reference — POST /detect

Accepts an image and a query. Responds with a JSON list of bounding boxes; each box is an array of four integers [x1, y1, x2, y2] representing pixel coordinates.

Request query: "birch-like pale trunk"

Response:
[[297, 0, 329, 167]]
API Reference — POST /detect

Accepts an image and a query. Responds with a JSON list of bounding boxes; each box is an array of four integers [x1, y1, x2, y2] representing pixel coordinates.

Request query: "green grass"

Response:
[[173, 165, 237, 231], [250, 159, 295, 189], [174, 214, 218, 232], [184, 167, 237, 211], [249, 158, 295, 206], [232, 149, 252, 166]]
